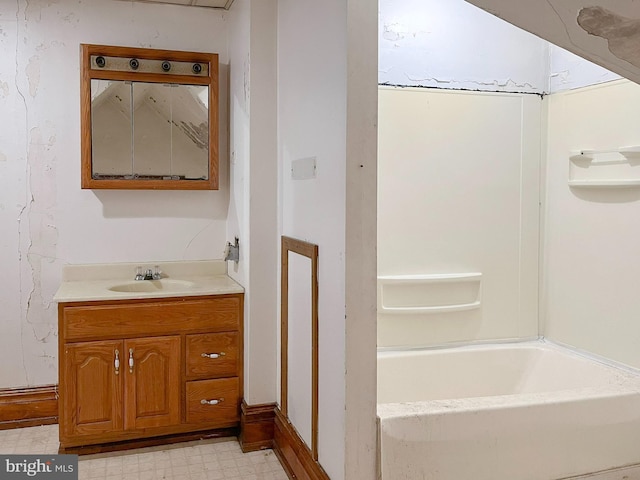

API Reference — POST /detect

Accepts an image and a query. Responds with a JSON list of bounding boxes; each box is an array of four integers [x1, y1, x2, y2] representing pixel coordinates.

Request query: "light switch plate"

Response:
[[292, 157, 317, 180]]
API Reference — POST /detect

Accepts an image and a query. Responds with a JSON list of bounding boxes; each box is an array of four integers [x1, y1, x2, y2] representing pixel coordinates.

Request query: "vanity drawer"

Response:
[[186, 378, 240, 424], [62, 296, 240, 341], [186, 332, 239, 379]]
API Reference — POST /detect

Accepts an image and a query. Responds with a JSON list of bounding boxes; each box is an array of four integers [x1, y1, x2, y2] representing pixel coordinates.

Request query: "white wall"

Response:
[[278, 1, 348, 477], [344, 0, 378, 477], [0, 0, 229, 388], [378, 87, 541, 347], [543, 79, 640, 369], [277, 2, 378, 477], [227, 0, 278, 407], [227, 0, 250, 291], [379, 0, 549, 94], [246, 0, 278, 405], [286, 253, 314, 446], [550, 44, 621, 93]]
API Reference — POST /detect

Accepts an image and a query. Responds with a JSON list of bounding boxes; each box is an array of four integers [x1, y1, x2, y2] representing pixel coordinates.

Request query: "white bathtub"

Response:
[[377, 341, 640, 480]]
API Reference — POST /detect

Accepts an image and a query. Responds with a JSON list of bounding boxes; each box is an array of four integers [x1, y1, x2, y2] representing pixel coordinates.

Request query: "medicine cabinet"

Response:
[[80, 44, 219, 190]]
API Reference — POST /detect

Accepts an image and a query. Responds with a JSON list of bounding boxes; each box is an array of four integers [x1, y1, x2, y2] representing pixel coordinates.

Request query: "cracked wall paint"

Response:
[[381, 0, 623, 94], [549, 43, 620, 92], [379, 0, 549, 93], [465, 0, 640, 91], [382, 22, 429, 42], [25, 55, 40, 97], [23, 128, 59, 365], [0, 0, 230, 389]]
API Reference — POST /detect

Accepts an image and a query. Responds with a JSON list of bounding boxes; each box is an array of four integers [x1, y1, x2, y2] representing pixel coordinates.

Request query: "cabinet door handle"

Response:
[[114, 349, 120, 375], [201, 352, 226, 359], [200, 397, 224, 406], [129, 348, 134, 374]]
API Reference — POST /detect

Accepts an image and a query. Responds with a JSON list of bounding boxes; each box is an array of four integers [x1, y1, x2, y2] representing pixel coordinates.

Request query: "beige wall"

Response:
[[377, 87, 542, 347], [542, 79, 640, 369]]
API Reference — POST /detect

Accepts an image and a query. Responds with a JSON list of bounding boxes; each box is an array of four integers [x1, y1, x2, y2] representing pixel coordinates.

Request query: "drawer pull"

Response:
[[114, 349, 120, 375], [201, 352, 226, 359], [200, 397, 224, 406], [129, 348, 134, 373]]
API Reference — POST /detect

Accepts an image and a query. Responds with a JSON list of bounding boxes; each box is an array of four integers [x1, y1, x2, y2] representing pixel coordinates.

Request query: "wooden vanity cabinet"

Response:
[[62, 336, 180, 437], [58, 294, 243, 452]]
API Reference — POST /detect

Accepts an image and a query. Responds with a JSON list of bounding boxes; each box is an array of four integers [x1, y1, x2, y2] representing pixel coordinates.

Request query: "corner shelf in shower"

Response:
[[568, 146, 640, 188], [377, 273, 482, 315]]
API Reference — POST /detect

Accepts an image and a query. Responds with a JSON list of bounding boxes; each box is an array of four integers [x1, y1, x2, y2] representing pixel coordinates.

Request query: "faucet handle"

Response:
[[135, 266, 144, 281], [152, 265, 162, 280]]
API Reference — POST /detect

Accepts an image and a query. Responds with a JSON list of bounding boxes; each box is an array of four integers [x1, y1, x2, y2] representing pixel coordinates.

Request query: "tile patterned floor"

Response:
[[0, 425, 289, 480]]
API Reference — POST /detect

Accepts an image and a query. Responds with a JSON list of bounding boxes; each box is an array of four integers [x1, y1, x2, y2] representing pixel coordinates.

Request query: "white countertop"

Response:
[[53, 260, 244, 303]]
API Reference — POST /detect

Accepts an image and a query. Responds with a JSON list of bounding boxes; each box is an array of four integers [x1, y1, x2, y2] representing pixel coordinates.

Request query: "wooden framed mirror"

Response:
[[80, 44, 218, 190]]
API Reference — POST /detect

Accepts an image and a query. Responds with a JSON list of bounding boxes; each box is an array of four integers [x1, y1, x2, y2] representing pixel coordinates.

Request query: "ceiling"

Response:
[[465, 0, 640, 85], [117, 0, 235, 9]]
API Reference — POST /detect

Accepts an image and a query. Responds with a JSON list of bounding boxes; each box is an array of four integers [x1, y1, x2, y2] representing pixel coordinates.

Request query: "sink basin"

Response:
[[108, 279, 196, 293]]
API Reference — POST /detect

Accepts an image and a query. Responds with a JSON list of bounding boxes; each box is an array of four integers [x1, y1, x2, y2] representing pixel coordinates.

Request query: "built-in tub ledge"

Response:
[[568, 146, 640, 187], [377, 273, 482, 315]]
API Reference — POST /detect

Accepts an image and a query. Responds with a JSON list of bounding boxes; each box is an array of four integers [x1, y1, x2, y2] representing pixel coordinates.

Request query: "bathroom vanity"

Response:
[[54, 261, 243, 453]]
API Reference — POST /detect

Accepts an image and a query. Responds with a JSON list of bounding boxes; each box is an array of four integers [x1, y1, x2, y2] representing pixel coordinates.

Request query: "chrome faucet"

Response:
[[135, 265, 162, 281]]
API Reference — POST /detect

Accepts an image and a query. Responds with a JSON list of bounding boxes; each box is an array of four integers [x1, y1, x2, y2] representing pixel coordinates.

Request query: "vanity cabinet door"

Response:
[[62, 340, 124, 438], [124, 336, 181, 430]]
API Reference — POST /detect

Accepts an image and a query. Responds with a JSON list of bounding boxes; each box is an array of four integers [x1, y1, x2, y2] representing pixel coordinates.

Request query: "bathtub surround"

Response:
[[378, 78, 640, 363], [377, 9, 640, 473], [377, 41, 640, 480], [377, 87, 541, 347], [543, 79, 640, 371], [376, 2, 640, 480]]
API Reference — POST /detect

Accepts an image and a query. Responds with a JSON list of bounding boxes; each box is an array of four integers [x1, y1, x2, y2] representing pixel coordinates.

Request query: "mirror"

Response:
[[81, 45, 218, 190], [91, 81, 209, 180]]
